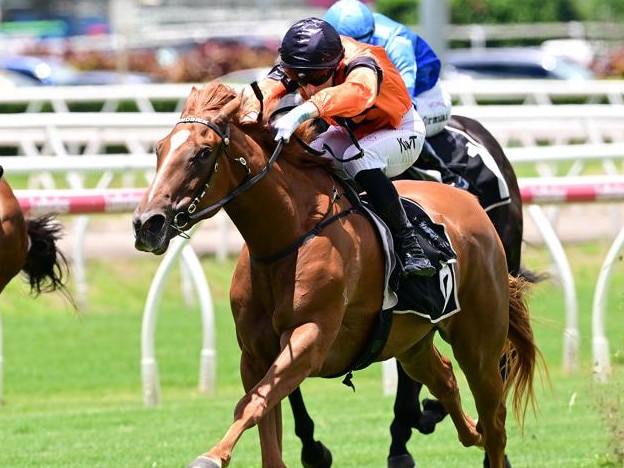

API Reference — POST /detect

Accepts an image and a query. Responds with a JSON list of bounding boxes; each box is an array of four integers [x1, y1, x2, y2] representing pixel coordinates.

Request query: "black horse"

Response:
[[287, 114, 537, 468]]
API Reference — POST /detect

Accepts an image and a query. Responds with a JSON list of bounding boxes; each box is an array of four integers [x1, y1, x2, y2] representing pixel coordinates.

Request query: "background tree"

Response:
[[374, 0, 624, 25]]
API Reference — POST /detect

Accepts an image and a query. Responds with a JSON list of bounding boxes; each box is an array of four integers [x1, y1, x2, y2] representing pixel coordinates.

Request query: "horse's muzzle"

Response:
[[132, 212, 171, 255]]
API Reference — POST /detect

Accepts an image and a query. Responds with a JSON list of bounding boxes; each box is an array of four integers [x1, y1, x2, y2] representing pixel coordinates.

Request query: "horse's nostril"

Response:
[[144, 214, 166, 237]]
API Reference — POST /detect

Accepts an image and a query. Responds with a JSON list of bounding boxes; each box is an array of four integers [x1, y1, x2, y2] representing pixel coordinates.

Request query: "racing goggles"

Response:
[[284, 67, 334, 87]]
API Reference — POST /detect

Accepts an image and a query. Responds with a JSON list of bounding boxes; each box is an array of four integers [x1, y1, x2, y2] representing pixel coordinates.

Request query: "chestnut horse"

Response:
[[133, 83, 540, 468], [0, 167, 70, 297]]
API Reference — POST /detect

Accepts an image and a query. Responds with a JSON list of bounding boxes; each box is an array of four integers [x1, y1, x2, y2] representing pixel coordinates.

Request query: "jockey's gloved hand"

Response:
[[273, 101, 319, 142]]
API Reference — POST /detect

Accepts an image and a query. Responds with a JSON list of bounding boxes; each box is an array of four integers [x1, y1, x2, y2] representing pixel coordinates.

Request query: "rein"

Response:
[[171, 95, 362, 265]]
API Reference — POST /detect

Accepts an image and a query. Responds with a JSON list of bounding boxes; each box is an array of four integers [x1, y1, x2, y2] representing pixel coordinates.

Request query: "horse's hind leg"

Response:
[[289, 387, 333, 468], [398, 341, 482, 449], [449, 311, 509, 467], [455, 343, 510, 468]]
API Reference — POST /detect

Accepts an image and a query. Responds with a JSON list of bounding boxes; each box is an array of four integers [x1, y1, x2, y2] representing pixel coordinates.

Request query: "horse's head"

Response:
[[133, 82, 249, 254]]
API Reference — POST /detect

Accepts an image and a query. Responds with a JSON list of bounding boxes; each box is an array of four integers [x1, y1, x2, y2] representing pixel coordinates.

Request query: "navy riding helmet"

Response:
[[279, 17, 345, 70]]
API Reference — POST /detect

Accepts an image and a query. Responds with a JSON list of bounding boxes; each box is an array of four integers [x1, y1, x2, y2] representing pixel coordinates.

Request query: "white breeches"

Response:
[[414, 81, 452, 137], [311, 107, 426, 179]]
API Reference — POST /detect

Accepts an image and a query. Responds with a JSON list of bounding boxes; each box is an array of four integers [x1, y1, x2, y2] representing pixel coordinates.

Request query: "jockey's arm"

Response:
[[308, 66, 378, 119], [384, 35, 417, 97]]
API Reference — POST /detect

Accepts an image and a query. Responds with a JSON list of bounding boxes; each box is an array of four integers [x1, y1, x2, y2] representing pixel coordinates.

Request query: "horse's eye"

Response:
[[198, 147, 212, 159]]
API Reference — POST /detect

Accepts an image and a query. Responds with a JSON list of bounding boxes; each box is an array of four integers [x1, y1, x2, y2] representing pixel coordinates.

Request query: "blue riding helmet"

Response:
[[279, 17, 345, 70], [323, 0, 375, 43]]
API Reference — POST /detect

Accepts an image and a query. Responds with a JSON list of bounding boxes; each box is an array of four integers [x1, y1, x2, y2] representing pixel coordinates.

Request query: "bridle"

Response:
[[168, 86, 362, 264], [171, 115, 284, 235]]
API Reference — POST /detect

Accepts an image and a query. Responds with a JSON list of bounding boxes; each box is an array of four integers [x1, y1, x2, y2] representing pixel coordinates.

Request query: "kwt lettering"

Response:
[[397, 136, 420, 152]]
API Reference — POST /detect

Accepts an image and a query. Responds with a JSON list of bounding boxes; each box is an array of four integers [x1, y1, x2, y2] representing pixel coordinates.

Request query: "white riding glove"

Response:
[[273, 101, 319, 143]]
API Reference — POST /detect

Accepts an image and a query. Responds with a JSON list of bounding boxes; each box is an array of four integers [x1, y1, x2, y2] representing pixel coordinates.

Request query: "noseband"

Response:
[[171, 115, 284, 233]]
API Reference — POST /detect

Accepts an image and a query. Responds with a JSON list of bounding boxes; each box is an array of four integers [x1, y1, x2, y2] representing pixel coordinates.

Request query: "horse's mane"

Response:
[[182, 82, 239, 116], [185, 81, 334, 172], [244, 95, 334, 171]]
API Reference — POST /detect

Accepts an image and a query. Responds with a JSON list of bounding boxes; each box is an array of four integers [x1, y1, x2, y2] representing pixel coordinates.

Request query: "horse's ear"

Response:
[[223, 93, 242, 117], [215, 91, 243, 126]]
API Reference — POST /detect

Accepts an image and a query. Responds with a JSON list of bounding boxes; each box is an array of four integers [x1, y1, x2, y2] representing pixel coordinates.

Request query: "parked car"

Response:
[[443, 47, 596, 80], [0, 68, 42, 87], [0, 55, 155, 86]]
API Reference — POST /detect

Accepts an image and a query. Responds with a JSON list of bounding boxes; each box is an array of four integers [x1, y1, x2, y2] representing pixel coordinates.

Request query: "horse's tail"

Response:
[[501, 274, 545, 430], [516, 265, 549, 284], [22, 213, 73, 304]]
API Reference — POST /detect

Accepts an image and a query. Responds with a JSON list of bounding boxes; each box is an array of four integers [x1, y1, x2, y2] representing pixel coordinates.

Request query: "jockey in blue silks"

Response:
[[324, 0, 468, 188]]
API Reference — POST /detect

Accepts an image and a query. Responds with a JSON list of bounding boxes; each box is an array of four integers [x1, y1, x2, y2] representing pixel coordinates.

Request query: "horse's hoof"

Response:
[[417, 399, 447, 434], [188, 455, 221, 468], [483, 454, 511, 468], [387, 453, 416, 468], [301, 440, 332, 468]]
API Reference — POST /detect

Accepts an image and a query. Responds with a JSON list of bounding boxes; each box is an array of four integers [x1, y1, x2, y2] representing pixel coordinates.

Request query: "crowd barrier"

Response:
[[0, 175, 620, 405]]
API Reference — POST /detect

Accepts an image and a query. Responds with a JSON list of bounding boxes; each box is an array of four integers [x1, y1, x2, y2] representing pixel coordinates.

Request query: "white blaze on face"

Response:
[[148, 129, 191, 202]]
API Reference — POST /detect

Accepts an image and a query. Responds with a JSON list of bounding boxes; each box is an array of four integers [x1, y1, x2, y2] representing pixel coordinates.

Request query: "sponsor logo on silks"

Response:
[[398, 135, 421, 152], [423, 113, 450, 125]]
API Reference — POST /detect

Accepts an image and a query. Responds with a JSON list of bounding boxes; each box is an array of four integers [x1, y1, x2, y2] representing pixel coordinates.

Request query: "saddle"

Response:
[[391, 199, 459, 322]]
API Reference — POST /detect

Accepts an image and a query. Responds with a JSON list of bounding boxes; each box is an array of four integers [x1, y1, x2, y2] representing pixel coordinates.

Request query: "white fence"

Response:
[[1, 107, 624, 159], [1, 79, 624, 113], [2, 81, 624, 402]]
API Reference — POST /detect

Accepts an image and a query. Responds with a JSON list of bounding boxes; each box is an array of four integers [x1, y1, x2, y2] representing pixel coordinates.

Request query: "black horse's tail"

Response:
[[516, 265, 548, 284], [22, 213, 74, 305]]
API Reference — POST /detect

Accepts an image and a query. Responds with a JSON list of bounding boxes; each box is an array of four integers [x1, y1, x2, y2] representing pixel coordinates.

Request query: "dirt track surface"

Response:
[[58, 204, 623, 260]]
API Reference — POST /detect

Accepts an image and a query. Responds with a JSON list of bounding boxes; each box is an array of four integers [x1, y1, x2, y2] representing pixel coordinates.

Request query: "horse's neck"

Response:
[[225, 161, 334, 260]]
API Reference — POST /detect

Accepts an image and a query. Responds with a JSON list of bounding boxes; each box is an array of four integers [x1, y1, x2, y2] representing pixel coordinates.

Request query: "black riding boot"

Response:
[[355, 169, 436, 278], [419, 140, 470, 189], [379, 199, 436, 278]]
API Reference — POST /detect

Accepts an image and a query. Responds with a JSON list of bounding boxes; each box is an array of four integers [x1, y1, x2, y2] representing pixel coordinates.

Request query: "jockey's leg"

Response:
[[355, 168, 435, 278], [419, 140, 470, 190]]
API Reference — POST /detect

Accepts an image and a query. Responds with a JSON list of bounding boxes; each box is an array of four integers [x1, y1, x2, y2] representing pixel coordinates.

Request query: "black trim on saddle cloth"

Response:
[[0, 165, 3, 179]]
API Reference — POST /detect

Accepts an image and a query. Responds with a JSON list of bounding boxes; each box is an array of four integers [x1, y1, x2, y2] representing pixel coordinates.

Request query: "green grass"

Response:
[[0, 241, 622, 467]]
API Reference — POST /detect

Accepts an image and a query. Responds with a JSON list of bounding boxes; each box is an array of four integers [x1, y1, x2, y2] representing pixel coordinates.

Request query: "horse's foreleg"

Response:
[[387, 361, 448, 468], [190, 323, 329, 468], [289, 387, 333, 468]]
